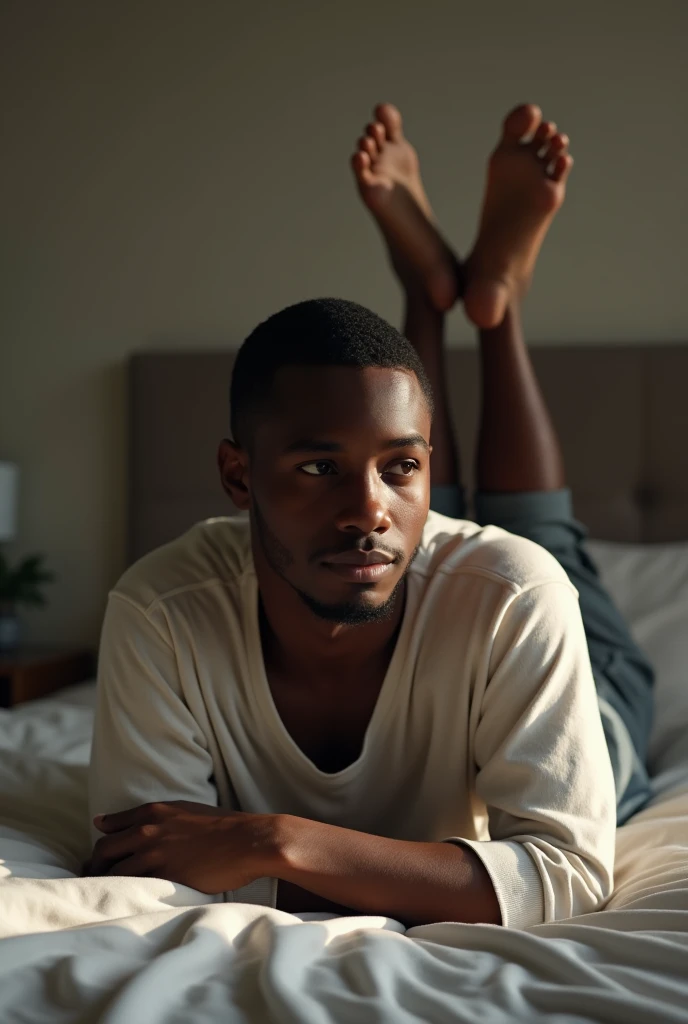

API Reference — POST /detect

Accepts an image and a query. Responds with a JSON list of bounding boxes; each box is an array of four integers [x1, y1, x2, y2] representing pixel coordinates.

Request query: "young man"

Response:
[[87, 104, 651, 930]]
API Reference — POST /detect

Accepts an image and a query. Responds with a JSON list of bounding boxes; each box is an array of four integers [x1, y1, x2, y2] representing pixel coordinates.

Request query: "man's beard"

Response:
[[296, 574, 407, 626], [252, 499, 417, 626]]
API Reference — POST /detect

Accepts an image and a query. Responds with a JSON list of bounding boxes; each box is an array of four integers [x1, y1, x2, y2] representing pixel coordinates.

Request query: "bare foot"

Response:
[[464, 104, 574, 330], [351, 103, 459, 312]]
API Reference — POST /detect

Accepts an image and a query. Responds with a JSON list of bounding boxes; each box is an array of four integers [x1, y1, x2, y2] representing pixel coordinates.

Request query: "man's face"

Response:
[[224, 365, 431, 625]]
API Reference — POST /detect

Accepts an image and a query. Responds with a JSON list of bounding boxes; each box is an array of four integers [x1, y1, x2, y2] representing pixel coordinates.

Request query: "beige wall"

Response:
[[1, 0, 687, 646]]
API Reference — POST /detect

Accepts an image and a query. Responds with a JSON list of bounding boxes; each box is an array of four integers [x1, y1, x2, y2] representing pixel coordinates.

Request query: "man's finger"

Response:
[[93, 809, 140, 833], [89, 825, 153, 875], [93, 802, 167, 834]]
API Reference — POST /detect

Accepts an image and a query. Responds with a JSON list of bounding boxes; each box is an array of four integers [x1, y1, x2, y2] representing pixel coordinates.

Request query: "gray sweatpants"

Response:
[[431, 485, 653, 825]]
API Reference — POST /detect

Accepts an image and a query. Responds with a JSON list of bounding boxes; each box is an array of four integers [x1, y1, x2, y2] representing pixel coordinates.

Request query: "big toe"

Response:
[[502, 103, 542, 144], [375, 102, 403, 142]]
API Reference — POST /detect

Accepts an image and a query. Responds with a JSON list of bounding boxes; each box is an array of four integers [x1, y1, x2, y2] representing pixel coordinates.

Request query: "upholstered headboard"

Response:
[[128, 345, 688, 562]]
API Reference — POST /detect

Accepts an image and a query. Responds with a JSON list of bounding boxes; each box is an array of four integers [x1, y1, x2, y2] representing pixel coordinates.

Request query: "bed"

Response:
[[1, 344, 687, 1023]]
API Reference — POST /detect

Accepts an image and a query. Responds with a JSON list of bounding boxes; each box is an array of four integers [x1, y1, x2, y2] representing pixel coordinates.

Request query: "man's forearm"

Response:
[[271, 815, 501, 927]]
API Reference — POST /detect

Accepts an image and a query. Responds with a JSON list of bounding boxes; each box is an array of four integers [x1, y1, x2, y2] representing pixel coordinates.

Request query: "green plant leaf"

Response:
[[0, 551, 55, 607]]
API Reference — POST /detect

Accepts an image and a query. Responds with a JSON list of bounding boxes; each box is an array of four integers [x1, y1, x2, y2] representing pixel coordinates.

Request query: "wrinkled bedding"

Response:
[[0, 684, 686, 1023]]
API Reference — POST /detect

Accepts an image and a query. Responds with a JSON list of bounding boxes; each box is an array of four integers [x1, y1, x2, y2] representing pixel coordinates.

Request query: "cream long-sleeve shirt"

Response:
[[89, 511, 616, 929]]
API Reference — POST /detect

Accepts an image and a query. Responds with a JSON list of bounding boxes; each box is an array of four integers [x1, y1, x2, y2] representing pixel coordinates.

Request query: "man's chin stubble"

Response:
[[293, 576, 405, 626]]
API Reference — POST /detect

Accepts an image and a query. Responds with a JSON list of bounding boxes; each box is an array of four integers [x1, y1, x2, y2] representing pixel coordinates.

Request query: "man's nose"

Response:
[[333, 472, 392, 535]]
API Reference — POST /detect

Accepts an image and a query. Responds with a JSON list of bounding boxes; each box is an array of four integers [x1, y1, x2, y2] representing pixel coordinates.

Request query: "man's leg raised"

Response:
[[465, 107, 652, 822], [351, 103, 464, 516]]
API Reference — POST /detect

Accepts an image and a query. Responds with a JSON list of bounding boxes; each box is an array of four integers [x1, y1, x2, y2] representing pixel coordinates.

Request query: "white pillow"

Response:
[[587, 540, 688, 777]]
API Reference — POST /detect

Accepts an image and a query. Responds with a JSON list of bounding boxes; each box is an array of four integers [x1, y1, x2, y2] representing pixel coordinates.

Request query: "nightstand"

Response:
[[0, 646, 96, 708]]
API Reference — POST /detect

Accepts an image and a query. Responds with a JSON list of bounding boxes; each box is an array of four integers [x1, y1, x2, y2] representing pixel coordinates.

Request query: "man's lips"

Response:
[[323, 550, 396, 566], [321, 549, 398, 583]]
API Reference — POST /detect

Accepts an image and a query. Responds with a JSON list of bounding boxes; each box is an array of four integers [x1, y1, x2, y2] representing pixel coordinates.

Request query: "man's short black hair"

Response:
[[230, 297, 434, 446]]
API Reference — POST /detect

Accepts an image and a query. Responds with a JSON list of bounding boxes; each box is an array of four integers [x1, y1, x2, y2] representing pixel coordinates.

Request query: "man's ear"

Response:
[[218, 439, 250, 511]]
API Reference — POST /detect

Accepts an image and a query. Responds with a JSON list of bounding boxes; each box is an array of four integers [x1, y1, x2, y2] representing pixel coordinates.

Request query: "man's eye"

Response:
[[386, 460, 419, 476], [300, 461, 336, 476]]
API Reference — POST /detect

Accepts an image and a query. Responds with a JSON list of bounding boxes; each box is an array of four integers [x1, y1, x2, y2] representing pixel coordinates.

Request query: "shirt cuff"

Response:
[[442, 837, 545, 930], [227, 875, 277, 907]]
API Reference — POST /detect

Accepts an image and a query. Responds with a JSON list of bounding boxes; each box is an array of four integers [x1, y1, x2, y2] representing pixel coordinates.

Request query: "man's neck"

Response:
[[257, 574, 406, 686]]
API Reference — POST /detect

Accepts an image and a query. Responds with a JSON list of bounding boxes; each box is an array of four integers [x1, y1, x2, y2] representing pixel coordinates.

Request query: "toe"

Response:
[[549, 153, 574, 183], [351, 150, 376, 187], [358, 135, 378, 160], [375, 102, 403, 142], [503, 103, 542, 143], [542, 132, 569, 164], [366, 121, 386, 149], [529, 121, 557, 155], [351, 151, 367, 174]]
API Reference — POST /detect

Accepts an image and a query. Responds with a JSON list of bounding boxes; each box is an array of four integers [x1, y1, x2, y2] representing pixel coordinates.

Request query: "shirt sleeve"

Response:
[[89, 592, 218, 844], [88, 592, 276, 907], [442, 580, 616, 930]]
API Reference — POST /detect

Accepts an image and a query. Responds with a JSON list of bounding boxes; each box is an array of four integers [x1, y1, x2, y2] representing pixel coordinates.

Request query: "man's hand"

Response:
[[87, 801, 281, 894]]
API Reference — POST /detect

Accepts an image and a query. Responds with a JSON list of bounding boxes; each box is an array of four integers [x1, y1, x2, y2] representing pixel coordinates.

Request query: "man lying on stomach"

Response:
[[87, 103, 627, 930]]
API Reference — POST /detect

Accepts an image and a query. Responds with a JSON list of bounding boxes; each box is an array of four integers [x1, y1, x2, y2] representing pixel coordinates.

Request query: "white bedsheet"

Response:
[[1, 686, 687, 1023]]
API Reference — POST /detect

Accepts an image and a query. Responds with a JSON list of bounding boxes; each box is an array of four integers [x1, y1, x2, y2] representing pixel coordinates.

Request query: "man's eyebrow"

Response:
[[282, 435, 430, 455], [385, 434, 431, 453], [282, 439, 343, 454]]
